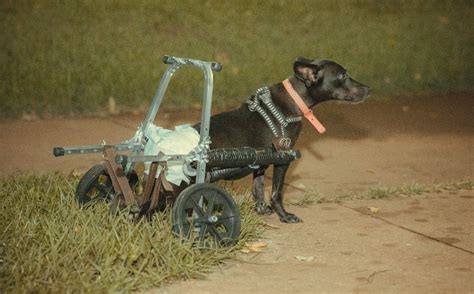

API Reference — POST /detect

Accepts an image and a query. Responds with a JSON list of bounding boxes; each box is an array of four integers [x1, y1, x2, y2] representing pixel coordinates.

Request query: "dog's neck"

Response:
[[271, 77, 325, 117], [290, 76, 334, 107], [289, 77, 314, 106]]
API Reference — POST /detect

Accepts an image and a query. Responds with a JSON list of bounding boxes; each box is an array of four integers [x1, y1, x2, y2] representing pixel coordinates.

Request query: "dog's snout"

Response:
[[362, 86, 370, 97], [348, 84, 369, 101]]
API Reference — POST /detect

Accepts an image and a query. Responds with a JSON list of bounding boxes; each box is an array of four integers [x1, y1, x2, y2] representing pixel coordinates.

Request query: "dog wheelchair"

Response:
[[53, 55, 300, 245]]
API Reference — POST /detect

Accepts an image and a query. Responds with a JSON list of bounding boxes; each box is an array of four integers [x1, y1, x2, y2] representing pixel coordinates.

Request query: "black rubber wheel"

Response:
[[172, 183, 240, 246], [75, 163, 138, 207]]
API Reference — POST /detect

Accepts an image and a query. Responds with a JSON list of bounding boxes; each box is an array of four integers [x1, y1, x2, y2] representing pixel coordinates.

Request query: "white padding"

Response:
[[144, 123, 199, 185]]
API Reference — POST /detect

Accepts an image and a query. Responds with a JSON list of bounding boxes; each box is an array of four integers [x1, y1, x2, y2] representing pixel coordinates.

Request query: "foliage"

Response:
[[1, 0, 473, 118], [0, 173, 263, 292]]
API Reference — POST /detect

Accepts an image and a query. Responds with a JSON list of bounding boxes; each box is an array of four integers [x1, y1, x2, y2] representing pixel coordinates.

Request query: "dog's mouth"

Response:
[[343, 95, 367, 103], [343, 87, 370, 103]]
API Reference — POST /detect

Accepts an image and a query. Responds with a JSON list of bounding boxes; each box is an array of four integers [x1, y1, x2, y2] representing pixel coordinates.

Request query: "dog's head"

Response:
[[293, 57, 369, 105]]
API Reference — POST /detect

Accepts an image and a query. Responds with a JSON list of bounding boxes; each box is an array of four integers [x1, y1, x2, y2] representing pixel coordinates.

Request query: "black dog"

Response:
[[201, 57, 369, 223]]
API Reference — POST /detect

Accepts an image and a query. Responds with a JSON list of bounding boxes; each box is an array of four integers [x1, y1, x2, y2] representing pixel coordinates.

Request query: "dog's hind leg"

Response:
[[270, 164, 302, 223], [252, 167, 272, 214]]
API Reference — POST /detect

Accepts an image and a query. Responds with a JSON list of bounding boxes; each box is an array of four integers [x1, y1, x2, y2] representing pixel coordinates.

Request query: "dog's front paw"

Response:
[[279, 212, 302, 223], [256, 201, 273, 215]]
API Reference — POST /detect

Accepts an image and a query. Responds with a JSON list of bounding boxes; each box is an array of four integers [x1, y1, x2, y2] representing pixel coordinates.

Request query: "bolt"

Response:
[[208, 215, 218, 223]]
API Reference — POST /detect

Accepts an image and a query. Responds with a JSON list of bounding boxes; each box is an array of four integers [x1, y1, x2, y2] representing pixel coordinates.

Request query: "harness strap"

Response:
[[282, 79, 326, 134], [246, 87, 296, 150]]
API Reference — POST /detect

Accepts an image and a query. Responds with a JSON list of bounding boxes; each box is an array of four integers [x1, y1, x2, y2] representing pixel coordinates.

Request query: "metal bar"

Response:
[[103, 148, 138, 209], [53, 143, 137, 157], [148, 173, 164, 214], [141, 64, 179, 135], [141, 56, 220, 137], [141, 162, 158, 206], [103, 160, 124, 199], [163, 55, 222, 72], [196, 64, 214, 184], [115, 153, 187, 165]]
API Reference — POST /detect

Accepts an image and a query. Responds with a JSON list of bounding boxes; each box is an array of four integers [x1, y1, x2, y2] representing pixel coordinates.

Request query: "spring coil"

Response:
[[247, 86, 303, 149], [248, 97, 280, 138], [280, 124, 288, 138], [286, 116, 302, 123], [256, 87, 288, 127], [254, 148, 274, 162], [208, 167, 252, 182], [254, 147, 298, 163], [207, 147, 300, 168], [207, 147, 255, 167]]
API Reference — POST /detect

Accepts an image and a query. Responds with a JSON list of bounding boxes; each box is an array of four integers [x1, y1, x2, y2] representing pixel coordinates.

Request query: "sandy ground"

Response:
[[1, 93, 473, 293]]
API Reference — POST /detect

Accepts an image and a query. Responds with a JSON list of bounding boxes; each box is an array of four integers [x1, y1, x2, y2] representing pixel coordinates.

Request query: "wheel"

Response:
[[75, 162, 138, 207], [172, 183, 240, 246]]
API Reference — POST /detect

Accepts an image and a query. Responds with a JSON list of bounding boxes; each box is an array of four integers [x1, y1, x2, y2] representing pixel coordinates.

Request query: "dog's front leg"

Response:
[[270, 164, 302, 223], [252, 168, 272, 214]]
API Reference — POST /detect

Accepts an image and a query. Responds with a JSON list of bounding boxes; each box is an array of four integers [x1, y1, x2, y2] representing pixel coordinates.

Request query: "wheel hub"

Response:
[[207, 215, 218, 223]]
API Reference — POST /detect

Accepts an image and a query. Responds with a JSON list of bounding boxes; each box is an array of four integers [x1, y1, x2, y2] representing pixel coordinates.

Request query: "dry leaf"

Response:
[[69, 169, 82, 177], [244, 241, 269, 252], [368, 207, 380, 213], [263, 222, 280, 229], [295, 255, 314, 262]]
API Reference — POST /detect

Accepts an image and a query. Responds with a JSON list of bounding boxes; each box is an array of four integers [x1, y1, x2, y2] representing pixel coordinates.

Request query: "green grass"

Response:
[[346, 180, 473, 200], [0, 172, 471, 292], [286, 179, 473, 205], [0, 173, 264, 292], [1, 0, 473, 118]]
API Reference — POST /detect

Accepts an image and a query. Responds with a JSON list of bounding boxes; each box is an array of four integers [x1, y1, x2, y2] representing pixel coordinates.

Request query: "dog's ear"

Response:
[[293, 57, 322, 87]]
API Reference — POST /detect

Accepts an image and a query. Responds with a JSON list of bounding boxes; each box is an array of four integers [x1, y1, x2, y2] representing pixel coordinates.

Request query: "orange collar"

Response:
[[282, 79, 326, 134]]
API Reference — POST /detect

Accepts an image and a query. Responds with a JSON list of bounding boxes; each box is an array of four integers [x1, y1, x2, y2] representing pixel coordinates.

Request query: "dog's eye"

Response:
[[338, 72, 348, 79]]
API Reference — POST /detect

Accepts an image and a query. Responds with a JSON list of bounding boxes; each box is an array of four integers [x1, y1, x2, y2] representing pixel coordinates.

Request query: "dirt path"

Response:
[[159, 191, 474, 294], [1, 94, 473, 293]]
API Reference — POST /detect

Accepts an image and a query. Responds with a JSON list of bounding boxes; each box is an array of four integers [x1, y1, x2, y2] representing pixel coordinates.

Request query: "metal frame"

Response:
[[54, 55, 222, 184], [143, 56, 220, 183]]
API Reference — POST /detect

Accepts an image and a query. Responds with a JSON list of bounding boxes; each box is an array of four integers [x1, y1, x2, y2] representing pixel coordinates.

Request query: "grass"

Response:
[[1, 0, 473, 118], [341, 179, 473, 201], [0, 173, 264, 292], [0, 171, 471, 292], [287, 179, 473, 205]]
